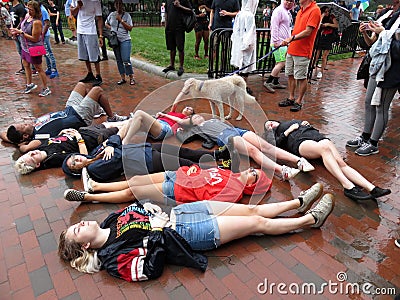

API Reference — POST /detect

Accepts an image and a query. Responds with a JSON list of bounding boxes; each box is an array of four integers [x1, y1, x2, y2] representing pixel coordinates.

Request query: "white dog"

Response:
[[178, 75, 256, 121]]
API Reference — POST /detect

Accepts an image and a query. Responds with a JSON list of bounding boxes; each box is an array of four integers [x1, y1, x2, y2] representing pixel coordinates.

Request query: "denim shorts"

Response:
[[149, 120, 173, 140], [162, 170, 176, 206], [217, 127, 248, 147], [172, 201, 221, 251]]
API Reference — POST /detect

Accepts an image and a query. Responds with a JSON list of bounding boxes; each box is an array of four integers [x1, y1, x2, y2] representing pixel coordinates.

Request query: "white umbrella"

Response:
[[317, 2, 352, 32]]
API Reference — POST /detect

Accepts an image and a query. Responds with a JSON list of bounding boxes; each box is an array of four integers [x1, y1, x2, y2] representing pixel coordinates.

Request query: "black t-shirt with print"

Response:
[[10, 3, 27, 28], [48, 5, 59, 24]]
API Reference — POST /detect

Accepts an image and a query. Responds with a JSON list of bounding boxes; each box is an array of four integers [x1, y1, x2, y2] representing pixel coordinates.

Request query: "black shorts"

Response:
[[165, 30, 185, 52], [293, 131, 328, 157], [317, 34, 334, 50], [194, 21, 209, 32]]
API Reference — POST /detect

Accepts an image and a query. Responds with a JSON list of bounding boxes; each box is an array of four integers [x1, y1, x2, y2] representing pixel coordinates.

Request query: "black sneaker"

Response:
[[64, 189, 87, 202], [79, 72, 96, 83], [246, 87, 253, 95], [346, 136, 365, 148], [370, 186, 391, 198], [177, 67, 184, 76], [290, 102, 302, 112], [344, 186, 372, 201], [92, 75, 103, 86], [395, 239, 400, 248], [230, 149, 240, 173], [162, 66, 175, 73], [278, 98, 294, 107]]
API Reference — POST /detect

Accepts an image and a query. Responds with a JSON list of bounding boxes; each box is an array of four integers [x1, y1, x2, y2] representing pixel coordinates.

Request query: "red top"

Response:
[[288, 1, 321, 58], [158, 112, 187, 134], [173, 165, 272, 203]]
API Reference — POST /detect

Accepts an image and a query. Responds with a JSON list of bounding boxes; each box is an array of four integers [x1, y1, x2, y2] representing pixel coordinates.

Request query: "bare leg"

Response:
[[207, 199, 301, 218], [295, 78, 307, 105], [321, 50, 329, 75], [85, 61, 93, 73], [217, 214, 315, 244], [271, 61, 285, 77], [33, 63, 47, 90], [84, 86, 113, 117], [83, 182, 164, 204], [242, 131, 300, 164], [287, 74, 295, 100], [232, 136, 282, 173], [91, 172, 165, 192], [122, 110, 163, 143], [22, 60, 32, 85], [94, 61, 101, 77]]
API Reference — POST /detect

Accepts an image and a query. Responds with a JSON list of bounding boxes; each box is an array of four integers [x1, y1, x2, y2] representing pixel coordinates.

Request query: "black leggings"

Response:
[[151, 144, 215, 172]]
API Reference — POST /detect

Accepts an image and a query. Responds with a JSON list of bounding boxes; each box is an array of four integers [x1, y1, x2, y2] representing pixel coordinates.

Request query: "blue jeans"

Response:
[[113, 39, 133, 76], [43, 35, 57, 71], [14, 38, 23, 69]]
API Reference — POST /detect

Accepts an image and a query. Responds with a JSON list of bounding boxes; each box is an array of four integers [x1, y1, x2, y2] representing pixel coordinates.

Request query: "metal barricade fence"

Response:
[[208, 23, 362, 80]]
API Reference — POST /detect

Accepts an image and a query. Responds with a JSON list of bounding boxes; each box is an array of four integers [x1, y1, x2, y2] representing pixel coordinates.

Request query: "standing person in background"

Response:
[[208, 0, 240, 31], [230, 0, 258, 95], [264, 0, 294, 93], [70, 0, 103, 86], [65, 0, 77, 41], [162, 0, 193, 77], [263, 5, 271, 28], [1, 2, 13, 39], [105, 0, 135, 85], [40, 0, 58, 83], [278, 0, 321, 112], [47, 0, 65, 44], [350, 1, 362, 21], [193, 0, 211, 60], [160, 2, 166, 26], [314, 6, 338, 79], [99, 2, 109, 61], [10, 0, 49, 96], [10, 0, 27, 75]]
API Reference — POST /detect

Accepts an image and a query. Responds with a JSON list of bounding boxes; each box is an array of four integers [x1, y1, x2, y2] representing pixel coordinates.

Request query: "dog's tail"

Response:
[[244, 93, 256, 103]]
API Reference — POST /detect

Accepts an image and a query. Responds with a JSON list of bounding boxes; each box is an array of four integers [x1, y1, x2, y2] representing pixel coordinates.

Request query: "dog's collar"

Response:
[[198, 81, 204, 91]]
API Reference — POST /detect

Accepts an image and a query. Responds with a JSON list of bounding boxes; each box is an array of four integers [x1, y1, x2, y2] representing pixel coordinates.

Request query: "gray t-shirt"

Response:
[[106, 11, 132, 42], [199, 119, 232, 143]]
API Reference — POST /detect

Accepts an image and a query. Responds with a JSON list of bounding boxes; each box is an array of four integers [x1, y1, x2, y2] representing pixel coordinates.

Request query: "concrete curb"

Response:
[[64, 39, 209, 81]]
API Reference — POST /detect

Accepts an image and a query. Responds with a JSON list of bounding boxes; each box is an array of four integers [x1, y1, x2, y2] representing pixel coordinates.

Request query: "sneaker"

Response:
[[38, 87, 51, 97], [278, 98, 294, 107], [290, 102, 302, 112], [162, 66, 175, 73], [355, 143, 379, 156], [70, 36, 77, 41], [263, 82, 275, 93], [298, 183, 323, 213], [281, 165, 300, 181], [107, 113, 128, 122], [94, 107, 106, 118], [15, 68, 25, 75], [45, 69, 52, 76], [32, 70, 38, 76], [270, 82, 287, 89], [177, 67, 184, 76], [230, 149, 240, 173], [23, 83, 37, 94], [395, 239, 400, 248], [49, 70, 59, 79], [64, 189, 87, 202], [297, 157, 315, 172], [370, 186, 391, 198], [246, 87, 253, 95], [317, 71, 323, 79], [306, 193, 334, 228], [344, 186, 372, 201], [92, 75, 103, 86], [82, 168, 94, 193], [346, 136, 365, 148], [79, 72, 96, 83]]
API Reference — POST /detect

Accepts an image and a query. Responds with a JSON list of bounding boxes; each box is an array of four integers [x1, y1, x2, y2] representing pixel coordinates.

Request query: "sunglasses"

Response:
[[249, 167, 259, 185]]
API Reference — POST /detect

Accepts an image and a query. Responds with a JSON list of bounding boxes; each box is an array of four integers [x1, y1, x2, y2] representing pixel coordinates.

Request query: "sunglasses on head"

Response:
[[249, 167, 259, 185]]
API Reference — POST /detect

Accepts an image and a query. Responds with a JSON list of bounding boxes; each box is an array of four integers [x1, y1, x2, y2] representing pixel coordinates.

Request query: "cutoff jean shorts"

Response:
[[149, 120, 173, 140], [162, 170, 177, 206], [172, 201, 221, 251]]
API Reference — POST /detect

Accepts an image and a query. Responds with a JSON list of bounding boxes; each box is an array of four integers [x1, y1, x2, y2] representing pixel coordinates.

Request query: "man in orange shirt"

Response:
[[278, 0, 321, 112]]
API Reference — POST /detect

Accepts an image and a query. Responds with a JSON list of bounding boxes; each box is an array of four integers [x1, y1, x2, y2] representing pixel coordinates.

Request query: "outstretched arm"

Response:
[[0, 131, 11, 143]]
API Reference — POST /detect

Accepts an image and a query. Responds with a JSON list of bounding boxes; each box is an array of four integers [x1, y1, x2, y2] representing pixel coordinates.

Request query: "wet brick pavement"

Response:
[[0, 38, 399, 299]]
